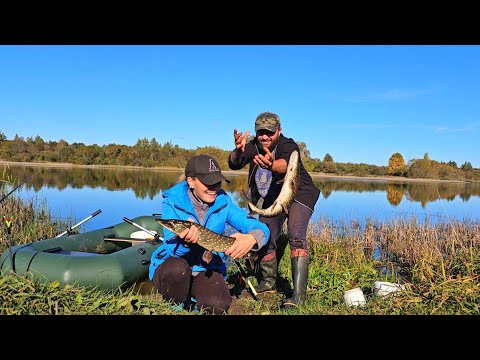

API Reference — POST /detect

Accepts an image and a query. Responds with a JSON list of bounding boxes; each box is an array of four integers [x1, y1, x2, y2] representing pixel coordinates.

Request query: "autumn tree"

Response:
[[297, 141, 311, 159], [388, 152, 406, 176], [408, 153, 435, 179], [323, 153, 333, 162]]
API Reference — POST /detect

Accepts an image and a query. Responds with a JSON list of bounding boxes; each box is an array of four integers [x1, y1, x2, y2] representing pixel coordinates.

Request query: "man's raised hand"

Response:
[[233, 129, 250, 153]]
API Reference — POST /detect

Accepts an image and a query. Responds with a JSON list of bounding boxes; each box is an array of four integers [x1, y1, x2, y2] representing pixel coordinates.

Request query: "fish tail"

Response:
[[241, 188, 251, 201], [247, 201, 263, 215]]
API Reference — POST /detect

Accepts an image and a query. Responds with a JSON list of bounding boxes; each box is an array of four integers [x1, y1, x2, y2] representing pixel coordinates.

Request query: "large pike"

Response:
[[248, 150, 300, 217], [155, 218, 235, 252]]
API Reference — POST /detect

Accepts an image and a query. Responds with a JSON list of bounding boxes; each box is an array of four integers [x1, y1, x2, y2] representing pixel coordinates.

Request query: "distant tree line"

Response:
[[0, 131, 478, 182]]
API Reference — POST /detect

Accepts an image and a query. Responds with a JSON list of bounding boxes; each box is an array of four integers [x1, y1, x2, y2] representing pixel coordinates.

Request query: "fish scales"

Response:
[[155, 218, 235, 252], [247, 150, 300, 217]]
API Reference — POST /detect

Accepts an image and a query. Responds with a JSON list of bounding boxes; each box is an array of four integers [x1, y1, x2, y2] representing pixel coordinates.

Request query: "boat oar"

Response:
[[122, 217, 164, 244], [234, 258, 258, 300], [2, 215, 15, 273], [56, 209, 102, 238]]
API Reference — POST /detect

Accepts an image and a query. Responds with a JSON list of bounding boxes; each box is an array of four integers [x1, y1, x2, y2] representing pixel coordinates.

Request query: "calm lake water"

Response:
[[3, 164, 480, 233]]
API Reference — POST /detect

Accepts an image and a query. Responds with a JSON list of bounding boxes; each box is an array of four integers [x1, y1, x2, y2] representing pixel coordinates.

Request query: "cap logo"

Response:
[[209, 159, 219, 172]]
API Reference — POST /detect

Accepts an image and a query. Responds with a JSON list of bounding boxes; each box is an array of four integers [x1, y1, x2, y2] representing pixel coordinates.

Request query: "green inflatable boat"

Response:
[[0, 215, 163, 291]]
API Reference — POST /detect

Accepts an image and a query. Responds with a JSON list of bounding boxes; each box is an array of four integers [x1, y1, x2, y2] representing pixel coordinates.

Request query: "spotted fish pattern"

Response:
[[155, 218, 235, 252]]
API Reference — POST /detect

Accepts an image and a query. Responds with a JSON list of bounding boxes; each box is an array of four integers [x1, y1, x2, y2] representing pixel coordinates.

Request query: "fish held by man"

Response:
[[247, 150, 300, 217], [155, 218, 236, 252]]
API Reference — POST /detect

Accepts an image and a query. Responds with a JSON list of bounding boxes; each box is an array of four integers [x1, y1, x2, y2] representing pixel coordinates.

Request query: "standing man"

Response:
[[228, 112, 320, 306]]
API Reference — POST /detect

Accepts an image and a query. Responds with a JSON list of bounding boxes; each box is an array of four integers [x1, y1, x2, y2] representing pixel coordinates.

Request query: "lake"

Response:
[[3, 164, 480, 234]]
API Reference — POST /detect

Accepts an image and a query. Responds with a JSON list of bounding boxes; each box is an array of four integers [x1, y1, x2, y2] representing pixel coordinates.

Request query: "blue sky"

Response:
[[1, 45, 479, 168]]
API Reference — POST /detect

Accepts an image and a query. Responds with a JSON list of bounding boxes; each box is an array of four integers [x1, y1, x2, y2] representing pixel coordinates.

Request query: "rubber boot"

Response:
[[254, 256, 277, 294], [283, 256, 309, 307]]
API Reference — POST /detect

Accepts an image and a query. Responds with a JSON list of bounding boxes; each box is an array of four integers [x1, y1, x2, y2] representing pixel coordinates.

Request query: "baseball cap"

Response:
[[185, 154, 230, 185], [255, 112, 281, 132]]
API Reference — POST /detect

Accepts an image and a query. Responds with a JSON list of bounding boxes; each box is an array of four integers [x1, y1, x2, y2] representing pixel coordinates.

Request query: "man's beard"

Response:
[[256, 138, 278, 153]]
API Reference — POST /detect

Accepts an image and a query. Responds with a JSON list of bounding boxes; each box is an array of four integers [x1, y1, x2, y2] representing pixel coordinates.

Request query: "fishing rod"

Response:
[[2, 216, 14, 273], [122, 217, 164, 244], [0, 172, 37, 205], [234, 258, 258, 300], [0, 172, 37, 273], [56, 209, 102, 237]]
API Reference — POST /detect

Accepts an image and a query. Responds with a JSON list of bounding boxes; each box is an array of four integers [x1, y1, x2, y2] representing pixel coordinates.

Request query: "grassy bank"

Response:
[[1, 181, 480, 315]]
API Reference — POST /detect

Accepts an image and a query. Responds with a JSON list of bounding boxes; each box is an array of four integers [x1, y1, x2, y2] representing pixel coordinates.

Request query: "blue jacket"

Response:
[[149, 181, 270, 280]]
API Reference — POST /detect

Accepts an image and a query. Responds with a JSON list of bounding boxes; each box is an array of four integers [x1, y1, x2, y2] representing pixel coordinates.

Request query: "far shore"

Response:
[[0, 160, 469, 184]]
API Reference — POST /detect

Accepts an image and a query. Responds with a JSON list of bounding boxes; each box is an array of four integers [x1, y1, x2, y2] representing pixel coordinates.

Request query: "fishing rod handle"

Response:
[[71, 209, 102, 229], [123, 217, 160, 239], [123, 217, 134, 225], [92, 209, 102, 217]]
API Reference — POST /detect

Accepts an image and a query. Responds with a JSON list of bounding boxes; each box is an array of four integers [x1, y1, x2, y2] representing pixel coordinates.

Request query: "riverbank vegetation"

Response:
[[1, 178, 479, 315], [1, 133, 479, 182]]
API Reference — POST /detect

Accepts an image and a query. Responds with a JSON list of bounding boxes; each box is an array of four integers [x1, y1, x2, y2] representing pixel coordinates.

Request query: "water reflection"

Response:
[[315, 177, 480, 207], [2, 164, 480, 230]]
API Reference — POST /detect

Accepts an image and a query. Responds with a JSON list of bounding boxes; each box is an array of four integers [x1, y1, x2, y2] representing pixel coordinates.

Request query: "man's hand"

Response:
[[178, 218, 199, 244], [253, 146, 274, 170], [224, 233, 256, 259], [233, 129, 250, 153]]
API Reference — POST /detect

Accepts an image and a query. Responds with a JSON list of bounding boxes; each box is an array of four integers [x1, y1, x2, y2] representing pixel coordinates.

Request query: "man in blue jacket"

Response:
[[149, 154, 270, 314]]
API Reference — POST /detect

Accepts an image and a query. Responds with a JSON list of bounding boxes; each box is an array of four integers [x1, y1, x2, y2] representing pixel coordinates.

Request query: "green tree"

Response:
[[297, 141, 311, 159], [447, 160, 457, 168], [0, 131, 6, 141], [135, 138, 149, 151], [461, 161, 473, 171], [323, 153, 333, 162]]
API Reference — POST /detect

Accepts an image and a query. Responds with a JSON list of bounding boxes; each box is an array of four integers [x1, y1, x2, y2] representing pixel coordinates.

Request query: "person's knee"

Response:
[[193, 271, 232, 314], [162, 257, 191, 279], [153, 257, 191, 289]]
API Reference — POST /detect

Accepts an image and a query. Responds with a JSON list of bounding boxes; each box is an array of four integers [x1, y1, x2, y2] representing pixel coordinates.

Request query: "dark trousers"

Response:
[[152, 257, 232, 315], [259, 201, 313, 258]]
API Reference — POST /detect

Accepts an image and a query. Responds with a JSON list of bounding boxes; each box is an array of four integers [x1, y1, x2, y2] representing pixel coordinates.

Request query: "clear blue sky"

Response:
[[1, 45, 479, 168]]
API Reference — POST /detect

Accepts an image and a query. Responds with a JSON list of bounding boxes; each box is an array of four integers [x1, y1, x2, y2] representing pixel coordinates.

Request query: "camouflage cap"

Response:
[[255, 112, 281, 133]]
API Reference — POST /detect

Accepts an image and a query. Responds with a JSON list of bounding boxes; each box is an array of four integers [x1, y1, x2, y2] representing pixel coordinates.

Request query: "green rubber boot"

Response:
[[254, 256, 277, 294], [283, 256, 309, 307]]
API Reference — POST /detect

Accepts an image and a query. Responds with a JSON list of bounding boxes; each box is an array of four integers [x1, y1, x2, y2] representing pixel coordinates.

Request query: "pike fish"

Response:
[[155, 218, 235, 252], [248, 150, 300, 217]]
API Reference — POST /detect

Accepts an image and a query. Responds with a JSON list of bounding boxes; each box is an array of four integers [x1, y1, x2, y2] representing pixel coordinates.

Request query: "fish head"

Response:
[[156, 218, 194, 234]]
